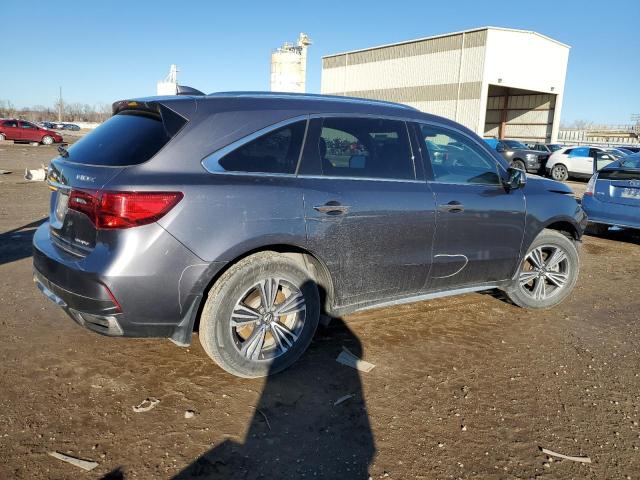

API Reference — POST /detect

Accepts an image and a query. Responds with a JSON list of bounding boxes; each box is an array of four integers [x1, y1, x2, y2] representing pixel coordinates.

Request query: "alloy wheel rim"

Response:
[[518, 244, 570, 301], [230, 278, 306, 362], [552, 165, 566, 180]]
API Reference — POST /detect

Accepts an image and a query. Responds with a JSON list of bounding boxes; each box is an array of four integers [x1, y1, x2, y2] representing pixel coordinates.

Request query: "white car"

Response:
[[546, 146, 621, 181]]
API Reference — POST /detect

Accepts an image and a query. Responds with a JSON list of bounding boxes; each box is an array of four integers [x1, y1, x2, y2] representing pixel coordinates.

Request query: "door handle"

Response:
[[438, 201, 464, 213], [313, 202, 350, 215]]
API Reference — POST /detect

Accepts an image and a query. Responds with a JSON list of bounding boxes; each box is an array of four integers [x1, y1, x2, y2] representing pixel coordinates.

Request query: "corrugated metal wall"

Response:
[[321, 30, 487, 132]]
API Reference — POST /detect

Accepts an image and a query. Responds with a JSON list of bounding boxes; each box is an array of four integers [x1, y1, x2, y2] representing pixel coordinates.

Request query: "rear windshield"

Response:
[[62, 110, 182, 166]]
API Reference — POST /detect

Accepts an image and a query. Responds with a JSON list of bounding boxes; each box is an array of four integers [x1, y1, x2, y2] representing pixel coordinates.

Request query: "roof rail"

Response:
[[206, 91, 419, 111]]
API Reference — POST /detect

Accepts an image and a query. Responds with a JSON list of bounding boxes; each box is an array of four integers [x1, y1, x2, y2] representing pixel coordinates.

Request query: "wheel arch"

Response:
[[192, 243, 336, 334]]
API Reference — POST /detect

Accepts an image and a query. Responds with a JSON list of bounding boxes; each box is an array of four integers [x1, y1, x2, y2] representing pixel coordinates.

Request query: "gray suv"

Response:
[[33, 92, 586, 377]]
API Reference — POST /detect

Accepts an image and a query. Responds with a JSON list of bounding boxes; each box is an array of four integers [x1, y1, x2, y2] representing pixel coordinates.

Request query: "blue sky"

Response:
[[2, 0, 638, 124]]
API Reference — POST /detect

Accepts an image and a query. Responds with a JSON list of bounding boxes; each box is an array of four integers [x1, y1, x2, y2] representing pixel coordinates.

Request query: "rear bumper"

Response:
[[582, 195, 640, 229], [32, 221, 225, 341]]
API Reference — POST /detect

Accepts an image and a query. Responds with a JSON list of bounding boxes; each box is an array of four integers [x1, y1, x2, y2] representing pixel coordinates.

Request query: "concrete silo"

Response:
[[270, 33, 312, 93]]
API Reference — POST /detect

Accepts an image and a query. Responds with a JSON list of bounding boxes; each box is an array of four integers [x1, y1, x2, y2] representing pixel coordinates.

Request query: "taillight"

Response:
[[68, 190, 183, 229], [584, 174, 597, 197]]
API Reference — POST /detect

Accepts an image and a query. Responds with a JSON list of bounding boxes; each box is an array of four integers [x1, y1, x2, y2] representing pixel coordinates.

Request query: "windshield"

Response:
[[549, 144, 563, 152], [504, 140, 527, 149]]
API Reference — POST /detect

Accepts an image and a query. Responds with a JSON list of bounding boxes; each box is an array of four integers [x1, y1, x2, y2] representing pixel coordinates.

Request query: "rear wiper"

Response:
[[57, 145, 69, 158]]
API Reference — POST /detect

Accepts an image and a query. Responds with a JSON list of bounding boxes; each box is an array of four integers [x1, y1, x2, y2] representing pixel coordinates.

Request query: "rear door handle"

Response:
[[438, 201, 464, 213], [313, 202, 350, 215]]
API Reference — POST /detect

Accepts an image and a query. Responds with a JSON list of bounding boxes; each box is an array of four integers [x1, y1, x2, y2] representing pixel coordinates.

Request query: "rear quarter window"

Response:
[[62, 109, 184, 166]]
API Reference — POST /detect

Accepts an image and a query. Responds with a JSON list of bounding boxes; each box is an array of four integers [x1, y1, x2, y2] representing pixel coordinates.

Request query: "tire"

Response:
[[551, 164, 569, 181], [0, 133, 5, 142], [504, 229, 580, 310], [512, 159, 526, 172], [199, 252, 320, 378], [586, 222, 609, 236], [41, 135, 54, 145]]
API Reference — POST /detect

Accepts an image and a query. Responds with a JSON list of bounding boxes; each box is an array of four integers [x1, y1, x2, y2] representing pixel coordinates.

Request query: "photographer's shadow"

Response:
[[173, 317, 375, 479]]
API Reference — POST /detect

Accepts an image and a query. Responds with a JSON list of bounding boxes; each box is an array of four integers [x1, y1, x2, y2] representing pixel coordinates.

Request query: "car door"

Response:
[[414, 122, 526, 291], [1, 120, 20, 140], [566, 146, 593, 175], [18, 121, 39, 142], [299, 116, 436, 308]]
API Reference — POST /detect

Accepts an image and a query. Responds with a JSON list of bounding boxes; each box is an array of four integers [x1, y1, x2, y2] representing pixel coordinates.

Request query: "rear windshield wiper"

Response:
[[57, 145, 69, 158]]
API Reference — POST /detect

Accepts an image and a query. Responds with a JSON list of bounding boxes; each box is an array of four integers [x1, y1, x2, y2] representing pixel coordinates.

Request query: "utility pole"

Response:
[[58, 86, 64, 122]]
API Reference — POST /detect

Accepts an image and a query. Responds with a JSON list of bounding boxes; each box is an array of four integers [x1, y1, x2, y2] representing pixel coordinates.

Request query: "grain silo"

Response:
[[270, 33, 312, 93]]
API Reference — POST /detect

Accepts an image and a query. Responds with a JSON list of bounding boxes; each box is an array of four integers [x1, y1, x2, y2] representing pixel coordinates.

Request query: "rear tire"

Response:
[[0, 133, 5, 142], [551, 164, 569, 181], [199, 252, 320, 378], [512, 159, 526, 171], [41, 135, 54, 145], [504, 229, 579, 309]]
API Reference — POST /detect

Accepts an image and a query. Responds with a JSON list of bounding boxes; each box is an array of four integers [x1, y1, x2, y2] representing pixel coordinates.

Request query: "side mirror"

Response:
[[496, 144, 506, 153], [505, 167, 526, 190]]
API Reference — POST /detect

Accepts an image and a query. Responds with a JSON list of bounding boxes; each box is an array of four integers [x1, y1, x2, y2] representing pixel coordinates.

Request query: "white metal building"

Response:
[[321, 27, 570, 143]]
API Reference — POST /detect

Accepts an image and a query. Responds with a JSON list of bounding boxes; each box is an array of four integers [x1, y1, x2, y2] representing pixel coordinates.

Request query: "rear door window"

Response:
[[317, 117, 415, 180], [2, 120, 18, 128], [62, 109, 184, 166]]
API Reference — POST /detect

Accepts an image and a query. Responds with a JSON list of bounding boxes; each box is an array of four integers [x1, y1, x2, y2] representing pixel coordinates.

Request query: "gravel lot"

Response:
[[1, 142, 639, 479]]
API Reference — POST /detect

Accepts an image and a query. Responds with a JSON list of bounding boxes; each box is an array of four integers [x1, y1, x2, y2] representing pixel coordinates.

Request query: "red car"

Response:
[[0, 119, 63, 145]]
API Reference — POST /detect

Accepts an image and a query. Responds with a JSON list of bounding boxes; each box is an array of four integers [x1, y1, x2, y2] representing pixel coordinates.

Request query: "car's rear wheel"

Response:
[[0, 133, 5, 142], [512, 159, 526, 171], [504, 229, 579, 309], [41, 135, 54, 145], [199, 252, 320, 378], [551, 164, 569, 181]]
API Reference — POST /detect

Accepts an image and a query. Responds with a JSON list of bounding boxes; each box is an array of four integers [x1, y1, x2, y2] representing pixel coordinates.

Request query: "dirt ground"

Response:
[[1, 142, 639, 480]]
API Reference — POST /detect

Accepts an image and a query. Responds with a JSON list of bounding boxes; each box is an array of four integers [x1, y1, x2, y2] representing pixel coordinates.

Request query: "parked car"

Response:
[[0, 119, 63, 145], [546, 146, 623, 181], [529, 143, 564, 154], [619, 146, 640, 154], [62, 123, 81, 131], [33, 92, 586, 378], [484, 138, 546, 173], [582, 153, 640, 234]]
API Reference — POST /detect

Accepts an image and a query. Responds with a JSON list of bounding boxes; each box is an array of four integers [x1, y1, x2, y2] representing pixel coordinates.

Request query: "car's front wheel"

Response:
[[504, 229, 579, 309], [41, 135, 54, 145], [512, 159, 526, 171], [551, 164, 569, 181], [199, 252, 320, 378]]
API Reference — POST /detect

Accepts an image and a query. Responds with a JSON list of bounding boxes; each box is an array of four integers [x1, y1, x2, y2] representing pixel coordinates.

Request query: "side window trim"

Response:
[[416, 122, 505, 186], [201, 115, 309, 176]]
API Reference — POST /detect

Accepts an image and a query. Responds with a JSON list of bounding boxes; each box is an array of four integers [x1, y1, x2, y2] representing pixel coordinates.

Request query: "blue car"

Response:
[[583, 153, 640, 234]]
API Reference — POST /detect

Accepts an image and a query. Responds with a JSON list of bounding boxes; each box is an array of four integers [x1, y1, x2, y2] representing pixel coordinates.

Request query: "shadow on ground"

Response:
[[170, 318, 375, 480], [0, 218, 46, 266]]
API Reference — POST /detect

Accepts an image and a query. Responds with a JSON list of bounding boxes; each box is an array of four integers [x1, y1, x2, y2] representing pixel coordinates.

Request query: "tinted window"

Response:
[[218, 121, 306, 174], [318, 117, 414, 180], [2, 120, 17, 127], [569, 146, 589, 157], [20, 122, 36, 129], [504, 140, 527, 149], [419, 124, 501, 185], [63, 111, 180, 166]]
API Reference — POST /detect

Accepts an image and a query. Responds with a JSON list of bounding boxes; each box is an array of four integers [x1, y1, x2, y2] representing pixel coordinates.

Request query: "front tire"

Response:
[[199, 252, 320, 378], [41, 135, 54, 145], [504, 229, 579, 309], [551, 164, 569, 181], [512, 159, 526, 172]]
